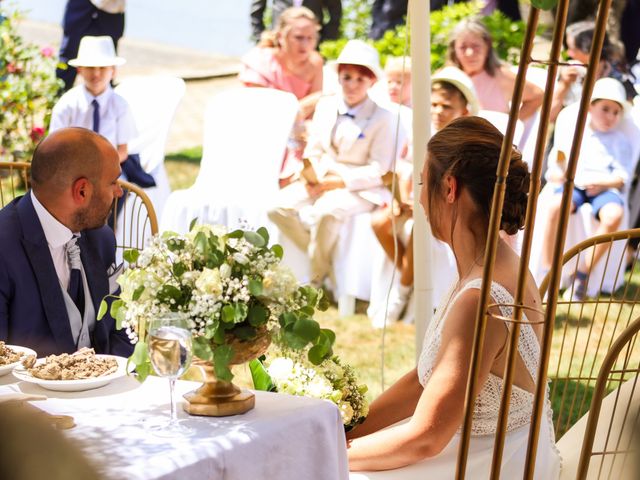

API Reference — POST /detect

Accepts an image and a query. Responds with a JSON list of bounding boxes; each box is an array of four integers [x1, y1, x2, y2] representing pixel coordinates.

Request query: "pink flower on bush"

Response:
[[30, 127, 45, 142], [6, 62, 18, 73], [41, 46, 54, 58]]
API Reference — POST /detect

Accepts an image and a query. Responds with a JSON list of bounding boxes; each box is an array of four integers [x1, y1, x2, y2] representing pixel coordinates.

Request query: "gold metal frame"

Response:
[[540, 229, 640, 440], [0, 161, 31, 207], [576, 316, 640, 479], [454, 0, 616, 477], [112, 179, 159, 254]]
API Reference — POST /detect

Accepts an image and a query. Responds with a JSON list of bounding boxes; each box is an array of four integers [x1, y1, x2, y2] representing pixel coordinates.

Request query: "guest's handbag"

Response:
[[121, 153, 156, 188]]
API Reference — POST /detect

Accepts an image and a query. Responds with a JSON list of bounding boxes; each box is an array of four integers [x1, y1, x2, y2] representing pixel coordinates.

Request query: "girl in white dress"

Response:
[[347, 116, 561, 479]]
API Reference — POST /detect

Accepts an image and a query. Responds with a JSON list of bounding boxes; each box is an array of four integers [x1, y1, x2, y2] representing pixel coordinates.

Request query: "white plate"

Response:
[[0, 345, 37, 377], [12, 355, 129, 392]]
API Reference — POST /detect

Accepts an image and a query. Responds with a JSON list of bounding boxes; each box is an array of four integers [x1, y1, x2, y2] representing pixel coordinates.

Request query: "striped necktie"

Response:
[[66, 235, 85, 314]]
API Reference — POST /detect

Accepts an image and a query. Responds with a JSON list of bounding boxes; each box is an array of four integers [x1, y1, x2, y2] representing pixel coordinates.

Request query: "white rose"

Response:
[[233, 252, 249, 265], [195, 267, 223, 297], [267, 357, 295, 383], [117, 269, 158, 303]]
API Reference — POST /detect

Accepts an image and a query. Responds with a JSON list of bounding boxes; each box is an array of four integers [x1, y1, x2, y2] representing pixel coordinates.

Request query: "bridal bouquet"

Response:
[[100, 223, 334, 381], [251, 346, 369, 430]]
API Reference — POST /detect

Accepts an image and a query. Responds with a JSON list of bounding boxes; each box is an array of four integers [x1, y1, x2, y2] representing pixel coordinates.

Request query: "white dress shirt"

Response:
[[31, 192, 75, 290], [49, 84, 136, 148]]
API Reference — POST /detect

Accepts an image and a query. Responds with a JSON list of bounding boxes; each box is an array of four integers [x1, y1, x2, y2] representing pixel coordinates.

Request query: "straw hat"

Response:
[[590, 77, 627, 109], [335, 40, 383, 80], [69, 36, 126, 67], [431, 66, 480, 115]]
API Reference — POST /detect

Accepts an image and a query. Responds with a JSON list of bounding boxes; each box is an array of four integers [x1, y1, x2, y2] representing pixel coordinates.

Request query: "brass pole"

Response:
[[523, 0, 612, 476], [455, 8, 539, 478], [490, 0, 571, 477]]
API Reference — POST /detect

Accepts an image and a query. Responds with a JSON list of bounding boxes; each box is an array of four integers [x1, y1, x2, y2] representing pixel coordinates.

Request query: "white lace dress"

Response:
[[351, 280, 561, 479]]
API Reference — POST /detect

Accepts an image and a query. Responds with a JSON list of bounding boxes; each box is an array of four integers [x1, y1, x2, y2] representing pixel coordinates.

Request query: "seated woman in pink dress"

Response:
[[239, 6, 324, 184], [447, 18, 543, 121], [239, 6, 323, 120]]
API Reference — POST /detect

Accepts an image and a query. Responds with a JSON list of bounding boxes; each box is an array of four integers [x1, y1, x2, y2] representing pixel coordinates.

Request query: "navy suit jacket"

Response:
[[0, 193, 133, 357]]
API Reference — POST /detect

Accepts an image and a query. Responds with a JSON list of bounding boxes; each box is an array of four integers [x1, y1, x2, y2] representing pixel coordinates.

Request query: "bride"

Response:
[[347, 117, 561, 478]]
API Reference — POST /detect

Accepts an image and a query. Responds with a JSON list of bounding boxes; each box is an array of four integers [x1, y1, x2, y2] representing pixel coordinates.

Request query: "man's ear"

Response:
[[71, 177, 91, 205], [445, 175, 458, 203]]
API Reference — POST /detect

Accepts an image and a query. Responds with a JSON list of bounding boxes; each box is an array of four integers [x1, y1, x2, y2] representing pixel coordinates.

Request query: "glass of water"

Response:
[[147, 312, 194, 436]]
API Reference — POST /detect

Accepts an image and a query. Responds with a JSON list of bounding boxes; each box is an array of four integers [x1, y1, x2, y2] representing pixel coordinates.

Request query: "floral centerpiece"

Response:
[[250, 346, 369, 430], [100, 223, 335, 384]]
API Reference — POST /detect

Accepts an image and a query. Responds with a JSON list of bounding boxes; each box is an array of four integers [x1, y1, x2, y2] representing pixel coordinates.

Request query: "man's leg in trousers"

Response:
[[267, 207, 311, 252], [309, 214, 342, 286]]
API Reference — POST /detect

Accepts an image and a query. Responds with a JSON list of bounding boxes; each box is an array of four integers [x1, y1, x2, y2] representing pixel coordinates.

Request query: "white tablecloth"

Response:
[[1, 373, 349, 480]]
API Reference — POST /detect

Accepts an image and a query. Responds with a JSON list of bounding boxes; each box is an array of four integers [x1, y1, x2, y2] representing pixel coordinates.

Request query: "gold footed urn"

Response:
[[183, 329, 271, 416]]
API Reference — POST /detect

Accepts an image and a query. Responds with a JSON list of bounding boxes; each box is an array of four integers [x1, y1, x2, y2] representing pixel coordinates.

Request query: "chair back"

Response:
[[539, 229, 640, 439], [194, 87, 298, 201], [558, 317, 640, 480], [0, 161, 31, 207], [114, 76, 186, 174], [112, 180, 158, 258]]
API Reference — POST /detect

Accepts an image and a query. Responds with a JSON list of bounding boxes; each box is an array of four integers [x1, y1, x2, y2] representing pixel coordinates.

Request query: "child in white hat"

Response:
[[268, 40, 397, 289], [49, 36, 154, 189], [542, 77, 633, 300]]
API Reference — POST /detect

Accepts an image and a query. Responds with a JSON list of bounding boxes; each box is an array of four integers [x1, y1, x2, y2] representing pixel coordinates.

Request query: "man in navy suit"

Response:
[[0, 127, 133, 357]]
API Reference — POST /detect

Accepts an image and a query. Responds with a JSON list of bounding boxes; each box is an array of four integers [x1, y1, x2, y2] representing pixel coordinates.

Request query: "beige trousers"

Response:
[[268, 181, 374, 285]]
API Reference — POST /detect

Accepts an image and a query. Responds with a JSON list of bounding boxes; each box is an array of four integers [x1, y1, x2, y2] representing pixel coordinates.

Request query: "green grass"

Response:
[[164, 147, 640, 434]]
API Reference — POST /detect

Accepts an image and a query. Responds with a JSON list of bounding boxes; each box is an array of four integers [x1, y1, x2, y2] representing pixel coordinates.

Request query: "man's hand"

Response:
[[584, 184, 607, 197]]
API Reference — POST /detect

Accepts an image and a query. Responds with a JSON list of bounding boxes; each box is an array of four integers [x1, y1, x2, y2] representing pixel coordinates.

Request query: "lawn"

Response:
[[164, 147, 640, 437]]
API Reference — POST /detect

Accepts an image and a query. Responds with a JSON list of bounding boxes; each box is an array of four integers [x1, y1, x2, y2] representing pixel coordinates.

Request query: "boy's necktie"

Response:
[[91, 99, 100, 133], [66, 235, 85, 314]]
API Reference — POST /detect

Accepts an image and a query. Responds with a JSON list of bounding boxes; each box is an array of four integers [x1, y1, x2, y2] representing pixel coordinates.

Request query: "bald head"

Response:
[[31, 128, 117, 194]]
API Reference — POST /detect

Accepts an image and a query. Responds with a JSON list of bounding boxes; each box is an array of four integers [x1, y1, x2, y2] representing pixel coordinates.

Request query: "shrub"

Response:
[[320, 1, 541, 71], [0, 8, 62, 161]]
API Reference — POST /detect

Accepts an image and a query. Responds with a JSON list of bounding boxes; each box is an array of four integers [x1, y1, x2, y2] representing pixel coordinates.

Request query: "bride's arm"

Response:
[[346, 367, 423, 440], [347, 289, 507, 471]]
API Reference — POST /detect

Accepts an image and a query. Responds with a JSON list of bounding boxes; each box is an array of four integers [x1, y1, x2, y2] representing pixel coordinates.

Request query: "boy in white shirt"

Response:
[[542, 77, 633, 300], [50, 35, 154, 189]]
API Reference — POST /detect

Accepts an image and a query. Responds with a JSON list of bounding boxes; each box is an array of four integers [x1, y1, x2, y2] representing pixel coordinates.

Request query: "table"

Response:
[[1, 373, 349, 480]]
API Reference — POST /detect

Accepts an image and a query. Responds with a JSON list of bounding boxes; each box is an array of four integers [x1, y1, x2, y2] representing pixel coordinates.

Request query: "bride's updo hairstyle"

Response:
[[426, 116, 529, 237]]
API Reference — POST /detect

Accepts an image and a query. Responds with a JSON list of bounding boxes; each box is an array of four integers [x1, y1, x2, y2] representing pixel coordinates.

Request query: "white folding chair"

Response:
[[160, 87, 298, 233], [115, 75, 186, 218]]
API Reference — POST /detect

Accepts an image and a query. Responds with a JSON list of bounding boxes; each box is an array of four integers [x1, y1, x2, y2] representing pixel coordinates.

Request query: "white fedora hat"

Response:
[[432, 66, 480, 115], [335, 40, 383, 80], [590, 77, 628, 109], [69, 36, 126, 67]]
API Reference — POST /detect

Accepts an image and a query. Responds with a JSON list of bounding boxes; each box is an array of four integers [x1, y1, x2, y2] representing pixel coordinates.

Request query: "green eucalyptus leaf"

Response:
[[308, 344, 329, 365], [292, 317, 320, 343], [123, 248, 140, 264], [319, 328, 336, 348], [270, 244, 284, 259], [248, 278, 263, 296], [279, 311, 297, 328], [256, 226, 270, 244], [222, 304, 236, 323], [247, 304, 268, 327], [234, 303, 248, 323], [249, 358, 276, 392], [227, 229, 244, 239], [317, 291, 331, 311], [166, 237, 185, 252], [282, 326, 309, 350], [213, 345, 234, 381], [243, 230, 266, 248], [132, 285, 145, 301], [172, 262, 187, 278], [109, 299, 124, 329], [194, 231, 208, 254], [134, 361, 152, 382], [131, 341, 149, 365], [189, 218, 198, 231], [97, 299, 108, 320], [193, 336, 214, 361]]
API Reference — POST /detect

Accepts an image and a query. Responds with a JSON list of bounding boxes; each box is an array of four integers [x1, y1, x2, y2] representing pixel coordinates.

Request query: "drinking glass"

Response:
[[147, 312, 194, 436]]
